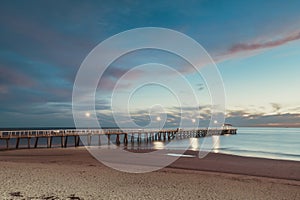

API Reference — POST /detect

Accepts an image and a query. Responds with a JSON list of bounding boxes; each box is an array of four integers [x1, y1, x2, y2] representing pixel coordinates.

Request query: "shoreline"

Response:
[[1, 145, 299, 162], [0, 147, 299, 181], [171, 150, 300, 181]]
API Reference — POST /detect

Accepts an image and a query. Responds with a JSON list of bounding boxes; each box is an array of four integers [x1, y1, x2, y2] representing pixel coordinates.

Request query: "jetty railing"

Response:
[[0, 127, 237, 149]]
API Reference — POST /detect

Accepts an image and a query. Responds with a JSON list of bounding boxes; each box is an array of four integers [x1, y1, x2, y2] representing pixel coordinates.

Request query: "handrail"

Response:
[[0, 128, 237, 139]]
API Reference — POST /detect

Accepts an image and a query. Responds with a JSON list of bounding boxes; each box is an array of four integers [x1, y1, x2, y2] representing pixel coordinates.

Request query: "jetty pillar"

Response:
[[145, 133, 149, 143], [98, 135, 101, 146], [27, 138, 30, 149], [130, 134, 134, 143], [123, 133, 128, 145], [34, 137, 39, 148], [107, 134, 111, 145], [61, 136, 65, 148], [87, 135, 91, 146], [47, 136, 52, 148], [74, 136, 78, 147], [116, 134, 120, 145], [16, 138, 20, 149], [64, 136, 68, 148], [76, 136, 80, 146]]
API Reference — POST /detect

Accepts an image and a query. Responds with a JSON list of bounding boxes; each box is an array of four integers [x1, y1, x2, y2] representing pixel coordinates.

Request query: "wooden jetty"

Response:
[[0, 127, 237, 150]]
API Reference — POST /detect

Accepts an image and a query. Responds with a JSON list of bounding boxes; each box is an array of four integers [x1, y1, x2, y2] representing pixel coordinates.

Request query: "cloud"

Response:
[[104, 67, 145, 81], [271, 103, 281, 113], [0, 66, 36, 88], [228, 31, 300, 53], [210, 30, 300, 67], [252, 113, 300, 127], [97, 67, 145, 91], [197, 83, 205, 91], [225, 108, 300, 127], [0, 85, 8, 94]]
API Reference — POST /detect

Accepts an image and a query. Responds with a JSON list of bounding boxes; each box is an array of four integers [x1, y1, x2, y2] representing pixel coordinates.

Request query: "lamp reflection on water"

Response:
[[153, 141, 165, 150], [212, 135, 220, 153], [189, 138, 199, 151]]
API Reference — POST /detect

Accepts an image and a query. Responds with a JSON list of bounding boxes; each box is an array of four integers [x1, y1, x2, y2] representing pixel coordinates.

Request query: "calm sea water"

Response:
[[134, 127, 300, 161], [1, 127, 299, 161], [206, 127, 300, 161]]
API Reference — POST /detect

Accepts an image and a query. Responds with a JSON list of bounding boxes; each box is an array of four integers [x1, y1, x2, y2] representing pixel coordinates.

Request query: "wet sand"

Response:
[[0, 148, 299, 199]]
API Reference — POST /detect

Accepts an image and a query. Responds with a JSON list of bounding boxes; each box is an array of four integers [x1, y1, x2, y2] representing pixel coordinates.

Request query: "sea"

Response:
[[1, 127, 299, 161], [213, 127, 300, 161]]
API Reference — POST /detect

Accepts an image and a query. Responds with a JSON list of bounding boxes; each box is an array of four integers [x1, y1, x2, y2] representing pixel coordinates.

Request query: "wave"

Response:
[[213, 147, 300, 159]]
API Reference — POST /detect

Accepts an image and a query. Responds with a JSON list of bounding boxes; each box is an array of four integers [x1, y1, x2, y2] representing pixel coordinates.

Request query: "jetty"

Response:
[[0, 127, 237, 150]]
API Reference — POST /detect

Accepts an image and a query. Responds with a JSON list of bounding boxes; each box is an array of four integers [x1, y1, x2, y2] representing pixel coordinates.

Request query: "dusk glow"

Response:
[[0, 1, 300, 128]]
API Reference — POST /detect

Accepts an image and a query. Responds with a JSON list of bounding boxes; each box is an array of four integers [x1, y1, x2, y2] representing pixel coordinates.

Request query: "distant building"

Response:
[[222, 123, 233, 129]]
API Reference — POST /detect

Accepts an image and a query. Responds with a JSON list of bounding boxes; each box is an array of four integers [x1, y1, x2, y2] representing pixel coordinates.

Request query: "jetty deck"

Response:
[[0, 127, 237, 149]]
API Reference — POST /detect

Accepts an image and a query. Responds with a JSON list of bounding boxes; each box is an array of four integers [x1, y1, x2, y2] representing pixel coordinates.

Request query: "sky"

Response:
[[0, 0, 300, 128]]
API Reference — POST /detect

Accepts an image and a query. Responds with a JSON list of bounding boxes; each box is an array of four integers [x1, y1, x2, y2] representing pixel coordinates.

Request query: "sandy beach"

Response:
[[0, 148, 299, 200]]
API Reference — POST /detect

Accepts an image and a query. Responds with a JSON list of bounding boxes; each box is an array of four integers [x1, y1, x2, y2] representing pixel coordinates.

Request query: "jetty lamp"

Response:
[[85, 112, 91, 131], [157, 116, 161, 129], [213, 120, 218, 130], [192, 118, 196, 129]]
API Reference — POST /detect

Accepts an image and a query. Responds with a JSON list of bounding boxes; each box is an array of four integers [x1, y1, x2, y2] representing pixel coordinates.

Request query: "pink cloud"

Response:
[[96, 67, 144, 91], [228, 31, 300, 54], [98, 76, 116, 91], [0, 66, 36, 87], [98, 76, 133, 91], [208, 30, 300, 67], [0, 85, 8, 94]]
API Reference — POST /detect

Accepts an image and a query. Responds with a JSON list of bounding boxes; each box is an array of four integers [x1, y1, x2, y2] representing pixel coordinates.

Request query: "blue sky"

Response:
[[0, 0, 300, 128]]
